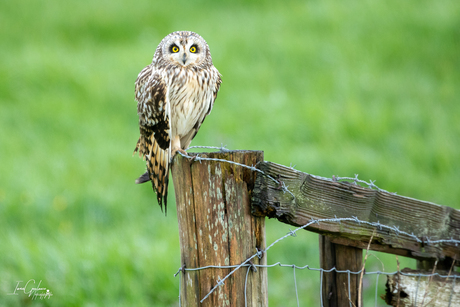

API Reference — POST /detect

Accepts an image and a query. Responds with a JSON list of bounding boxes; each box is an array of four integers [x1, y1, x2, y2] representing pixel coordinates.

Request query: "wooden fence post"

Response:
[[172, 150, 267, 307], [320, 235, 363, 307]]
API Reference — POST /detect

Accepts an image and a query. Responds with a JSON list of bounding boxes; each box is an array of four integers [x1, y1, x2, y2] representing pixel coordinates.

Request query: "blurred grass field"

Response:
[[1, 0, 459, 306]]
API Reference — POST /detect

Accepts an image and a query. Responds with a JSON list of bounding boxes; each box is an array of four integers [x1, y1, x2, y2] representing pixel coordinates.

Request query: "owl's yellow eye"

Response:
[[171, 46, 179, 53], [190, 46, 197, 53]]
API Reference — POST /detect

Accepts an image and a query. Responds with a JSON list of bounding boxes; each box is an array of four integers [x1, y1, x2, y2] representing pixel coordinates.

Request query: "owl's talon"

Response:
[[177, 149, 188, 156]]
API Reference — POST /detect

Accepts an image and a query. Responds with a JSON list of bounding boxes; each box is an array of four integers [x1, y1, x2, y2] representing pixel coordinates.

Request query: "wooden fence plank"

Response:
[[251, 161, 460, 262]]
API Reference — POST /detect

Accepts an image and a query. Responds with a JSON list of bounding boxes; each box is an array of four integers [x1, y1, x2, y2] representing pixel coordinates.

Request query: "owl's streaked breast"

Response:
[[167, 68, 218, 142]]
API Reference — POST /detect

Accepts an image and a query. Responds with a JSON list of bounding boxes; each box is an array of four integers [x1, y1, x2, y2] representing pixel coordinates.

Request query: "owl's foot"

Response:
[[177, 149, 188, 156], [170, 148, 189, 164], [171, 148, 187, 157]]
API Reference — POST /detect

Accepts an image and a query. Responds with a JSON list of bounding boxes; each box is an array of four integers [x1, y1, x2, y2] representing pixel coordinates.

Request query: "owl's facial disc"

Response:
[[168, 39, 202, 67]]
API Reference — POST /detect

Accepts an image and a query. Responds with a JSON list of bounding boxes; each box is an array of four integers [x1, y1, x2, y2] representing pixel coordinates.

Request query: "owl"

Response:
[[133, 31, 222, 213]]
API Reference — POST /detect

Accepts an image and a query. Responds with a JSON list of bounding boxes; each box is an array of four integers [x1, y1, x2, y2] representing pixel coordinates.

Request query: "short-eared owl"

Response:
[[134, 31, 222, 213]]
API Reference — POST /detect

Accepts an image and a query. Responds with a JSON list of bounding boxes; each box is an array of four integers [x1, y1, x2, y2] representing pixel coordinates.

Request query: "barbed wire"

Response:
[[180, 146, 296, 200], [184, 145, 394, 194], [174, 145, 459, 306], [186, 144, 232, 152], [332, 174, 396, 194]]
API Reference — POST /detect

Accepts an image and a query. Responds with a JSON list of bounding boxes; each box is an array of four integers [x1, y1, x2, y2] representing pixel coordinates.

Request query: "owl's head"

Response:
[[154, 31, 212, 69]]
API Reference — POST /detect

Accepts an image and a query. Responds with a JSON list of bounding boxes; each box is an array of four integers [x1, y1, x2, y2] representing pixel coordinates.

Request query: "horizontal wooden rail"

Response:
[[251, 161, 460, 262]]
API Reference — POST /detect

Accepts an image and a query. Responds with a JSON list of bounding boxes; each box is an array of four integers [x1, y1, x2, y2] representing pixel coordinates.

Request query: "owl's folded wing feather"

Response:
[[134, 66, 171, 213]]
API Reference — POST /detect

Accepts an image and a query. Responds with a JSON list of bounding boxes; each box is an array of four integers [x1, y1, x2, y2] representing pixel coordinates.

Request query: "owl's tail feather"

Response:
[[135, 171, 150, 184], [135, 135, 169, 214]]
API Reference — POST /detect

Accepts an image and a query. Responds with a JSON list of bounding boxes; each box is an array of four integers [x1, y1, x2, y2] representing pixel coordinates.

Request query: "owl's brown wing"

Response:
[[134, 65, 171, 213]]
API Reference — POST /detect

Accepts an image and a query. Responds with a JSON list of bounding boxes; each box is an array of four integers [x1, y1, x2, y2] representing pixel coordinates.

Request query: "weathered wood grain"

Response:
[[172, 151, 267, 307], [335, 244, 362, 307], [384, 268, 460, 307], [319, 235, 338, 306], [251, 161, 460, 262]]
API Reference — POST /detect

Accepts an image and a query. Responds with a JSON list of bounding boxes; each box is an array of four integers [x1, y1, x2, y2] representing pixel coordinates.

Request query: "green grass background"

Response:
[[1, 0, 459, 306]]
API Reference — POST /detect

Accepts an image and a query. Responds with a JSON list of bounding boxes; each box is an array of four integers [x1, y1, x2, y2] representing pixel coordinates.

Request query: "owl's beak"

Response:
[[181, 53, 187, 65]]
